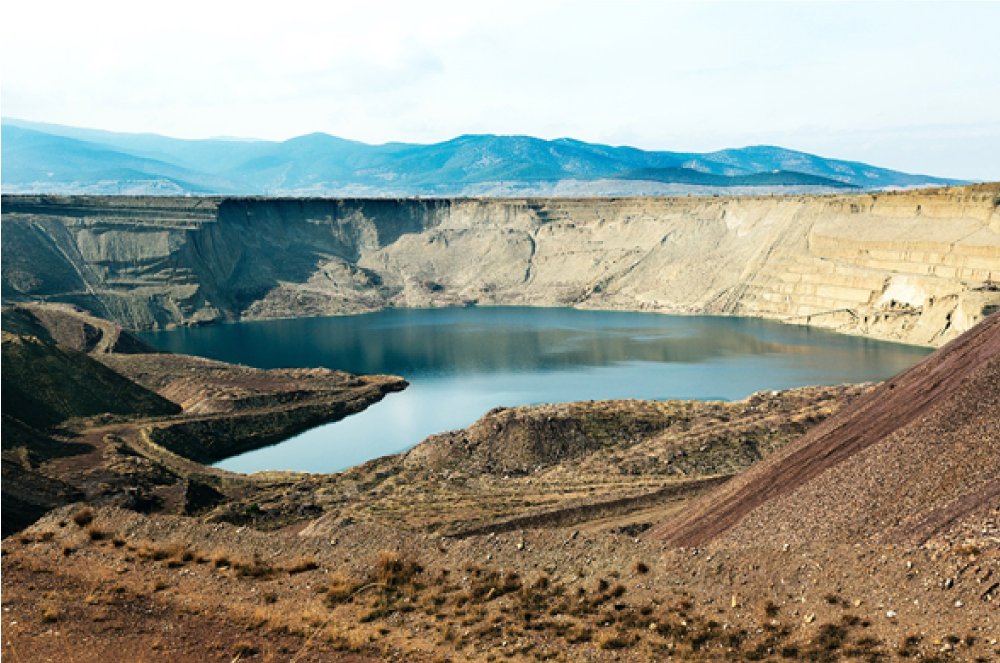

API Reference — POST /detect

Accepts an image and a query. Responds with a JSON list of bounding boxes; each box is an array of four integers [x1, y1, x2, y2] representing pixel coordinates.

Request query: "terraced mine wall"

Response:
[[3, 185, 999, 346]]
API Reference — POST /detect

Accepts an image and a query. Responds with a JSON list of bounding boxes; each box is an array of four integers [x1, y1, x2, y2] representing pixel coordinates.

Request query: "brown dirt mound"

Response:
[[654, 312, 1000, 547]]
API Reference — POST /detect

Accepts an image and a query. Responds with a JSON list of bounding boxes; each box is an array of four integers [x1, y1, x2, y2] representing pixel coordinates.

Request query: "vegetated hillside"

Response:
[[613, 167, 857, 188], [1, 118, 965, 195], [655, 312, 1000, 548], [0, 125, 235, 195], [3, 185, 998, 346]]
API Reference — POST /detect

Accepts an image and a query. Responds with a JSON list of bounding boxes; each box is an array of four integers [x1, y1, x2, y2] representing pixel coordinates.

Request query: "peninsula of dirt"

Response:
[[1, 303, 405, 536]]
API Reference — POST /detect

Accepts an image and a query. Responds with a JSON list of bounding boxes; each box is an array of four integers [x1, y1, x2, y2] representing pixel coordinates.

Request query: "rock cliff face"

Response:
[[3, 185, 998, 346]]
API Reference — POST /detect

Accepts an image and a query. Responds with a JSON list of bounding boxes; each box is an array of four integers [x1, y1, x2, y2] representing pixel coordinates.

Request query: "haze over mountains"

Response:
[[1, 118, 967, 197]]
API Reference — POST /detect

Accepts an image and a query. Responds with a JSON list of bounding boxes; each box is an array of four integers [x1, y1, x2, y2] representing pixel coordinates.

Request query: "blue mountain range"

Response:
[[1, 118, 967, 196]]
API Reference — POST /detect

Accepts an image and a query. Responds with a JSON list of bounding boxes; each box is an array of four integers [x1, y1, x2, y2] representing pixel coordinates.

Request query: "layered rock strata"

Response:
[[3, 185, 998, 345]]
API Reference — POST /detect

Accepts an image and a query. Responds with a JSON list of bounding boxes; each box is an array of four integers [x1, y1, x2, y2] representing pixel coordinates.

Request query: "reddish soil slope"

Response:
[[655, 313, 1000, 547]]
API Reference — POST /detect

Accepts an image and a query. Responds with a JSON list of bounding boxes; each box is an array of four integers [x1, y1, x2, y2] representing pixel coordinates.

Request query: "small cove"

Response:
[[138, 307, 931, 474]]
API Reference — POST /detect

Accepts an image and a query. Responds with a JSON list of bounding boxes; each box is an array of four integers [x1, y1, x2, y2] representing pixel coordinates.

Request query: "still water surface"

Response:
[[138, 307, 930, 473]]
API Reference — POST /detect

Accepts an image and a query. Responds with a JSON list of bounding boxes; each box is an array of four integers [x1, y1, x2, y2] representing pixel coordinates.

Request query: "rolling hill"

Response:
[[1, 118, 966, 196]]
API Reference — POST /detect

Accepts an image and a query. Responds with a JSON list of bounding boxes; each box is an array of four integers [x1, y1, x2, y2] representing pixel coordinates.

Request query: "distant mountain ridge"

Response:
[[1, 118, 967, 196]]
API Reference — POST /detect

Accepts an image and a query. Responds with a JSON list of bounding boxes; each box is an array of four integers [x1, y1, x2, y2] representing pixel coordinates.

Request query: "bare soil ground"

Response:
[[656, 312, 1000, 548], [3, 306, 999, 661], [4, 503, 998, 662]]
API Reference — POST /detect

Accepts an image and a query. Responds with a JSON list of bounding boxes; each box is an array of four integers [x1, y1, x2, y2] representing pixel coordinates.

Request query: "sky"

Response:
[[2, 0, 999, 180]]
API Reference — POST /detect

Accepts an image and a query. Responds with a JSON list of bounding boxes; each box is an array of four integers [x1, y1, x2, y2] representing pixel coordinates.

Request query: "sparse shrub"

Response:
[[691, 626, 719, 651], [853, 636, 883, 649], [841, 613, 861, 627], [464, 568, 521, 604], [232, 641, 258, 658], [72, 507, 94, 527], [325, 571, 359, 605], [86, 526, 109, 542], [597, 629, 634, 650], [235, 557, 274, 579], [41, 606, 61, 623], [897, 633, 922, 658], [137, 541, 185, 562], [815, 623, 848, 651], [744, 643, 771, 660], [151, 547, 172, 561], [723, 628, 749, 649], [517, 575, 551, 611], [634, 561, 649, 574], [247, 606, 269, 628], [374, 550, 421, 587], [286, 557, 320, 575]]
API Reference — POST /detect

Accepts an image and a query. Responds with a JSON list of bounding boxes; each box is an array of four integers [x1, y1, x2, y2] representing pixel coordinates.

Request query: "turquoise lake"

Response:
[[138, 307, 930, 474]]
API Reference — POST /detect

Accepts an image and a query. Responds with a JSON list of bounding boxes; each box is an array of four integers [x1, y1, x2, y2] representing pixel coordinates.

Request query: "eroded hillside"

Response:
[[4, 185, 999, 345]]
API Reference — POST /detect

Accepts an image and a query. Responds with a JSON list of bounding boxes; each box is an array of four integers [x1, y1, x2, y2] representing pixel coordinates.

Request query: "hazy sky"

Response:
[[3, 1, 999, 179]]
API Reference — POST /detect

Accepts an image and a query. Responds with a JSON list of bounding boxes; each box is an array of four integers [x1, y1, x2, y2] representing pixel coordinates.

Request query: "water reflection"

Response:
[[139, 307, 930, 473]]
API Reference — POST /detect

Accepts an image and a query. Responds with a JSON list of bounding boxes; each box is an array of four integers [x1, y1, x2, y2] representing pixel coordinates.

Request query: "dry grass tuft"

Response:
[[285, 557, 320, 575], [72, 507, 94, 527], [211, 549, 232, 569], [375, 550, 422, 588], [232, 641, 259, 659], [234, 556, 275, 579], [86, 525, 110, 542], [325, 571, 360, 606], [597, 629, 635, 650]]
